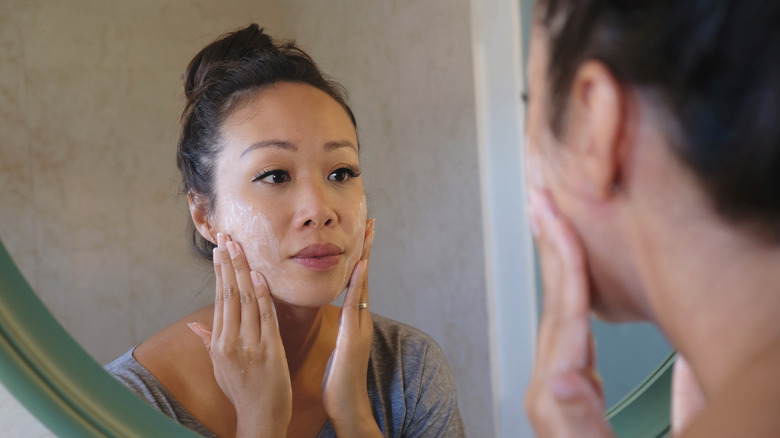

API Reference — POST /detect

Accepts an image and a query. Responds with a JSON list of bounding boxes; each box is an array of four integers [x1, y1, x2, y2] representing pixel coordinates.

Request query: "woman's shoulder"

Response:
[[683, 342, 780, 437], [133, 305, 214, 381], [369, 313, 443, 351], [130, 305, 232, 422]]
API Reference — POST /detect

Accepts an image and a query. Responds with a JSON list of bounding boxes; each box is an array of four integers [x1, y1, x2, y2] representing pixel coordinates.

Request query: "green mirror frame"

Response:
[[1, 236, 672, 437], [0, 239, 198, 437]]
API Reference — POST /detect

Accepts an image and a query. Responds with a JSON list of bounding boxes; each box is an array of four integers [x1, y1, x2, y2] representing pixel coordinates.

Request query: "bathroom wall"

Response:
[[0, 0, 495, 436]]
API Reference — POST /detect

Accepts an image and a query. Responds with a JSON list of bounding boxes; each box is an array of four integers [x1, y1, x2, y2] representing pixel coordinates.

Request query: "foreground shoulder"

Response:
[[682, 343, 780, 438]]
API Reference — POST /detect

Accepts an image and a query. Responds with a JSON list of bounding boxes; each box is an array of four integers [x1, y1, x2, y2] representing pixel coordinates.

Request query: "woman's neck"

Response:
[[271, 299, 332, 372], [620, 128, 780, 398], [633, 197, 780, 398]]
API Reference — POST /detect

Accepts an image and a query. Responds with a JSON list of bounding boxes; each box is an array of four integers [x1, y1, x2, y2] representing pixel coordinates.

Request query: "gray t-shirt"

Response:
[[105, 313, 465, 437]]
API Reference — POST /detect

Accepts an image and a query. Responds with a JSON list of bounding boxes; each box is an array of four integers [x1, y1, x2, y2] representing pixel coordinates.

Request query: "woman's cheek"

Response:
[[218, 199, 285, 277]]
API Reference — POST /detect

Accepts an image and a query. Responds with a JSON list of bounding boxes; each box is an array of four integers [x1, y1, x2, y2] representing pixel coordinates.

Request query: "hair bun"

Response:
[[184, 24, 275, 99]]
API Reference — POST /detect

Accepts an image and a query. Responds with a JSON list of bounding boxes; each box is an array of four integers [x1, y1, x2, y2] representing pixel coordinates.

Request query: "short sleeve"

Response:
[[402, 339, 466, 437], [367, 314, 466, 438]]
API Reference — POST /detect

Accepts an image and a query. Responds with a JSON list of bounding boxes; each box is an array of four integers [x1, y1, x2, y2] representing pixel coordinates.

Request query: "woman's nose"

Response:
[[293, 179, 337, 229]]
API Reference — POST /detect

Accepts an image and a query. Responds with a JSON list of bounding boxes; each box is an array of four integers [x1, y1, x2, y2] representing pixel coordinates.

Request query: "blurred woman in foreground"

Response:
[[523, 1, 780, 436]]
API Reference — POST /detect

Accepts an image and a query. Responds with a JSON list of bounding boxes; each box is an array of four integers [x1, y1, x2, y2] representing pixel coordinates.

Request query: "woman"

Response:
[[524, 1, 780, 437], [106, 24, 464, 438]]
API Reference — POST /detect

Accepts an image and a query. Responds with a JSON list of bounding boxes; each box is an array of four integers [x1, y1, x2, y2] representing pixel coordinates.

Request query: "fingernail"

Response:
[[226, 241, 238, 259], [251, 270, 266, 287], [186, 322, 198, 334], [212, 247, 221, 264], [217, 232, 227, 247]]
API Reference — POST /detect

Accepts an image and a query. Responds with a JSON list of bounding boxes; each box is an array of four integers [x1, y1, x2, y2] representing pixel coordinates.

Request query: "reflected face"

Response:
[[525, 24, 647, 321], [210, 82, 366, 307]]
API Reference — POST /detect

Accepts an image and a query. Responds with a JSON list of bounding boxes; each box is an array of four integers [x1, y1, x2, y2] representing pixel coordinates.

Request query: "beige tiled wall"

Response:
[[0, 1, 495, 436]]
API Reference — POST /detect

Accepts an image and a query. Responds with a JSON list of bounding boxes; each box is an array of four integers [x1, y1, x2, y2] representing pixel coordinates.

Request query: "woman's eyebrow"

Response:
[[325, 140, 358, 152], [240, 140, 296, 157], [240, 139, 357, 157]]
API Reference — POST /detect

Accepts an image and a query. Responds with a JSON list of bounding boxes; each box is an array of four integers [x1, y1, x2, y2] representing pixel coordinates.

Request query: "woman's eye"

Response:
[[253, 170, 290, 184], [328, 166, 360, 182]]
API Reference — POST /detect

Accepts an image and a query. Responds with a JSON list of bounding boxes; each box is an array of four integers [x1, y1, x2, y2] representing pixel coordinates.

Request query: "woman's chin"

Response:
[[268, 286, 345, 309]]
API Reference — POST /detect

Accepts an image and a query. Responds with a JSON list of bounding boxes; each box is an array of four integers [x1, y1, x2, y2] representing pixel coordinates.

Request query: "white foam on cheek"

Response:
[[219, 198, 294, 298]]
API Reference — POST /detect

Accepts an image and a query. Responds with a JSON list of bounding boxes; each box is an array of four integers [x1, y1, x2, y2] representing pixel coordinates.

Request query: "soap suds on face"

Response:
[[216, 193, 366, 306], [220, 197, 296, 300]]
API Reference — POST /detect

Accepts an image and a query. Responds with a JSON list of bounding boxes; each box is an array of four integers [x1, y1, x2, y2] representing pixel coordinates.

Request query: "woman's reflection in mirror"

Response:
[[105, 24, 465, 438]]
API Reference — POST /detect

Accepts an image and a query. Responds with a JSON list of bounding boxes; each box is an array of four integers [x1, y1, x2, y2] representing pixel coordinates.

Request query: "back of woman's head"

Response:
[[177, 24, 357, 260], [536, 0, 780, 240]]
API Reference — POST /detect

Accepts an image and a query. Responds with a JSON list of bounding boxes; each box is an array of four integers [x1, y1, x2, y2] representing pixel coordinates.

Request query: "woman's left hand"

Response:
[[321, 218, 382, 438], [525, 188, 615, 438]]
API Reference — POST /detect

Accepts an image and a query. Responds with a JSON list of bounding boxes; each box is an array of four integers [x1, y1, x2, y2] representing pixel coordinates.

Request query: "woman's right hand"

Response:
[[188, 233, 292, 438]]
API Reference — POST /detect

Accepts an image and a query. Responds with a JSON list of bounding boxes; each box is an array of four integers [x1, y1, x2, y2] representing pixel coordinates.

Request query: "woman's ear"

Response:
[[188, 191, 216, 243], [566, 60, 626, 199]]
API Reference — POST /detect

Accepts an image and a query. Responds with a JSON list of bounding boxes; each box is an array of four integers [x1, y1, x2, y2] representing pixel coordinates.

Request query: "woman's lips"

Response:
[[292, 243, 343, 271]]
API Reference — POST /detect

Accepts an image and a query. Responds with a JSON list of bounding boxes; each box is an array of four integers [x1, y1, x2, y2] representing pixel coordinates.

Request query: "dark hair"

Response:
[[177, 24, 357, 261], [536, 1, 780, 239]]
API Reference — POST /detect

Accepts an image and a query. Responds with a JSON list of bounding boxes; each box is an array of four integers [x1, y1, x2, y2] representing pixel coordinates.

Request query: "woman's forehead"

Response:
[[220, 85, 358, 153]]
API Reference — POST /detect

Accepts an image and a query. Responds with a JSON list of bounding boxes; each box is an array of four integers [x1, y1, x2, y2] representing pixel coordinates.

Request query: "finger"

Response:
[[227, 240, 261, 345], [360, 218, 376, 261], [358, 221, 374, 304], [187, 322, 213, 351], [539, 312, 590, 372], [531, 189, 589, 318], [251, 270, 283, 343], [546, 370, 611, 432], [530, 189, 591, 369], [212, 247, 224, 341], [321, 349, 336, 394], [341, 260, 368, 330], [218, 233, 240, 344]]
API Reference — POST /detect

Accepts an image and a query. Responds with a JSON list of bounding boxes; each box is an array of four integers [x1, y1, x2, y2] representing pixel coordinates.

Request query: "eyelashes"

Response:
[[252, 164, 362, 185], [252, 168, 291, 184], [329, 164, 361, 182]]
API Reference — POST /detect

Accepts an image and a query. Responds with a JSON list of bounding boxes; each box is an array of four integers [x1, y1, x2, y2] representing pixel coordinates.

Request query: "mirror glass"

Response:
[[1, 1, 673, 437], [1, 1, 495, 436]]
